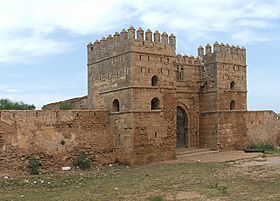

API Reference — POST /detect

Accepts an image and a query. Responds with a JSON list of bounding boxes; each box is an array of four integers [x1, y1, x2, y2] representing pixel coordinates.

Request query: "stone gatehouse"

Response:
[[1, 26, 279, 172]]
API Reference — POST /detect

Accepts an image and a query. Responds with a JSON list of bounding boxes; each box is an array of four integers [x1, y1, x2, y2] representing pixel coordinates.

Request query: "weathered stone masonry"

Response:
[[1, 26, 280, 172], [0, 110, 115, 172]]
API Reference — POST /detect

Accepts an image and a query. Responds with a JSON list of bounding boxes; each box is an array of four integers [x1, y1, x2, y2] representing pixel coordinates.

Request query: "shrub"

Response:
[[28, 157, 40, 175], [208, 182, 229, 195], [59, 103, 73, 110], [74, 152, 91, 170], [248, 143, 278, 154], [147, 195, 164, 201]]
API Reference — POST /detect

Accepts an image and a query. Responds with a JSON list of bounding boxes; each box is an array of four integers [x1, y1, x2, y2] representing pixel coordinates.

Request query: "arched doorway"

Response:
[[176, 106, 188, 148]]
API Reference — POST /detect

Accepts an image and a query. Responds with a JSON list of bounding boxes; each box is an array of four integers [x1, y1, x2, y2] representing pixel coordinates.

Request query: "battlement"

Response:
[[87, 26, 176, 63], [176, 54, 202, 65], [198, 42, 246, 65]]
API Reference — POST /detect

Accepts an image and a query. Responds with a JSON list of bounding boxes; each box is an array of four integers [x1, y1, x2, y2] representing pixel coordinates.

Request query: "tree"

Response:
[[0, 98, 36, 110]]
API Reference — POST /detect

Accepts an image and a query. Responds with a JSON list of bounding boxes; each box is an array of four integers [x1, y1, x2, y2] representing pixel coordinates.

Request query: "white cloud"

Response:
[[0, 35, 73, 63], [0, 0, 280, 63]]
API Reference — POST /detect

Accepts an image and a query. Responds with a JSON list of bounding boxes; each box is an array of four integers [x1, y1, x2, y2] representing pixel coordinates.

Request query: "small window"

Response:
[[230, 100, 236, 110], [230, 81, 235, 90], [112, 99, 120, 112], [151, 97, 160, 110], [180, 67, 184, 80], [151, 75, 159, 86]]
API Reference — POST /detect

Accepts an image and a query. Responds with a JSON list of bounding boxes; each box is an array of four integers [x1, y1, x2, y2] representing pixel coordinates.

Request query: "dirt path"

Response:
[[165, 150, 262, 164]]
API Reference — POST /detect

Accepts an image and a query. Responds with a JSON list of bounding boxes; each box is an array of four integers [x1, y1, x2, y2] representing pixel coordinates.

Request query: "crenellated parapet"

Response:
[[87, 26, 176, 64], [176, 54, 202, 65], [197, 42, 246, 65]]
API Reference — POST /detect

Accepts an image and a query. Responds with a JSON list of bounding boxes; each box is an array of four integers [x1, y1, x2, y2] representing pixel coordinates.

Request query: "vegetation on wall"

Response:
[[73, 152, 91, 170], [28, 157, 40, 175], [59, 103, 73, 110], [0, 98, 36, 110]]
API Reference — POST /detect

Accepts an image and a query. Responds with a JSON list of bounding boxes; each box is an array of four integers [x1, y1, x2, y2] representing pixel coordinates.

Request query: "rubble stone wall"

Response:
[[0, 110, 115, 173], [246, 111, 280, 147]]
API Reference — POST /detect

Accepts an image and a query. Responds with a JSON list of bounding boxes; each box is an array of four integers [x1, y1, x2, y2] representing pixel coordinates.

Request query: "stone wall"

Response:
[[199, 111, 247, 150], [0, 110, 115, 173], [42, 96, 88, 110], [199, 112, 219, 148], [110, 112, 134, 164], [217, 111, 247, 150], [246, 111, 280, 147], [132, 110, 176, 164]]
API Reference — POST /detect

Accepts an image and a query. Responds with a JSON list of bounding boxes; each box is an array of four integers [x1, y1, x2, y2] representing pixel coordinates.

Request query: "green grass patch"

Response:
[[147, 195, 164, 201]]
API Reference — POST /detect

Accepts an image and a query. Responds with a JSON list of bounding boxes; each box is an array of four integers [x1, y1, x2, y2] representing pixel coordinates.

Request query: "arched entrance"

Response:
[[176, 106, 188, 148]]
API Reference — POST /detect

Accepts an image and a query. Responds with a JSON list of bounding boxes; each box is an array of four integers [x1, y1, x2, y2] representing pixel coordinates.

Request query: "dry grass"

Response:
[[0, 160, 280, 201]]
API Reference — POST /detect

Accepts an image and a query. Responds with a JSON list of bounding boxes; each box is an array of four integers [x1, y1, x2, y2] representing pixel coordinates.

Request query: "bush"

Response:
[[28, 157, 40, 175], [74, 152, 91, 170], [0, 98, 35, 110], [249, 143, 278, 154], [147, 195, 164, 201], [59, 103, 73, 110]]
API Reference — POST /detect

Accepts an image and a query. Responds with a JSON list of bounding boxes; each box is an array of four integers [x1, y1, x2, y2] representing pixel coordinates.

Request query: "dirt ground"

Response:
[[171, 150, 262, 163], [1, 151, 280, 201]]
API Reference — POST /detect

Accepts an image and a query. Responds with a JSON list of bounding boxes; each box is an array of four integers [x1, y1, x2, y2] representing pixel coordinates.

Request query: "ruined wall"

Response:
[[42, 96, 88, 110], [246, 111, 280, 147], [199, 112, 219, 149], [0, 110, 115, 173], [200, 111, 247, 150], [132, 110, 176, 164], [217, 111, 247, 150], [109, 112, 134, 164]]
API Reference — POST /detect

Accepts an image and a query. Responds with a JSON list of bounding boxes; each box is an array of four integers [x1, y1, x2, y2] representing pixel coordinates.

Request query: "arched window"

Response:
[[151, 97, 160, 110], [151, 75, 159, 86], [230, 100, 236, 110], [112, 99, 120, 112], [180, 67, 184, 80], [230, 81, 235, 90]]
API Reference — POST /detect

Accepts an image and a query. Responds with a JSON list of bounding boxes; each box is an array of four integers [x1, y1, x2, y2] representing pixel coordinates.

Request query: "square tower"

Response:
[[87, 27, 177, 164], [199, 42, 247, 149]]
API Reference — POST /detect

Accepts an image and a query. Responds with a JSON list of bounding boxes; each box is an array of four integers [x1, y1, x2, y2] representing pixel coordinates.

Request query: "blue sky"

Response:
[[0, 0, 279, 112]]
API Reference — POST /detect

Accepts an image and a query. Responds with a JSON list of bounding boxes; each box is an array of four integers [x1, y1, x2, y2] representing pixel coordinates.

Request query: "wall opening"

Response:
[[230, 100, 236, 110], [151, 98, 160, 110], [230, 81, 235, 90], [176, 106, 188, 148], [112, 99, 120, 112], [151, 75, 159, 86]]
